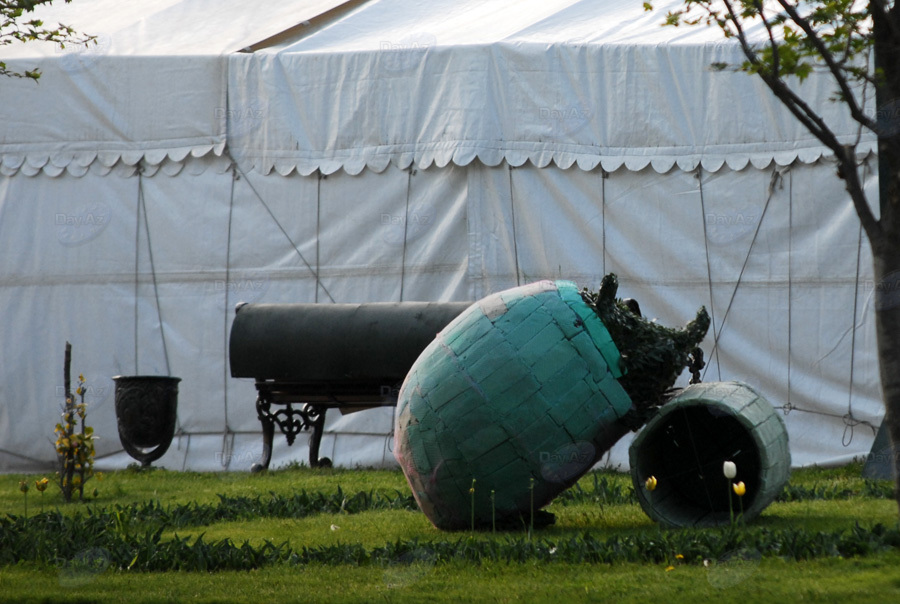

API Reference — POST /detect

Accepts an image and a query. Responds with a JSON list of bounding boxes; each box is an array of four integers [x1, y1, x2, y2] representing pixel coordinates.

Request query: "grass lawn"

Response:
[[1, 462, 899, 603]]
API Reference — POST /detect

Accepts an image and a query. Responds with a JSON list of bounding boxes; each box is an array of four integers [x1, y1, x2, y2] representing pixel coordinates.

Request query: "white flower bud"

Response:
[[722, 460, 737, 479]]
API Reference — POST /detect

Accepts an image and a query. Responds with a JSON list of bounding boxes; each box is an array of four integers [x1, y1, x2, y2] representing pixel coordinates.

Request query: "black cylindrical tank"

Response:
[[229, 302, 471, 385]]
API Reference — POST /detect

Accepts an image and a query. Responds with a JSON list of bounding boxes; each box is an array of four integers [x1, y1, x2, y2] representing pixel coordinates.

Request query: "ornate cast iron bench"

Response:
[[229, 301, 469, 471]]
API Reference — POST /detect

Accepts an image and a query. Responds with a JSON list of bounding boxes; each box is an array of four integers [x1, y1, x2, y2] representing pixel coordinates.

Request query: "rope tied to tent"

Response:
[[698, 165, 787, 383], [135, 170, 172, 376], [839, 156, 878, 447], [227, 155, 336, 303]]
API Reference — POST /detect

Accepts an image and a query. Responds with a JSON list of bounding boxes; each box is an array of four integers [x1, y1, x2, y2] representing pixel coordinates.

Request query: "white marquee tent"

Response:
[[0, 0, 884, 473]]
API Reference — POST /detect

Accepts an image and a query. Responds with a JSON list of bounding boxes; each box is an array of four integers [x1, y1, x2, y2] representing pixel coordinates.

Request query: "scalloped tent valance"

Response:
[[226, 143, 879, 178], [0, 142, 877, 179], [0, 145, 229, 178]]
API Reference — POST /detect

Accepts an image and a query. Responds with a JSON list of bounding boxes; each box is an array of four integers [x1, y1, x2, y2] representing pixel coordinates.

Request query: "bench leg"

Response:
[[308, 407, 332, 468], [253, 395, 332, 470], [251, 397, 275, 472]]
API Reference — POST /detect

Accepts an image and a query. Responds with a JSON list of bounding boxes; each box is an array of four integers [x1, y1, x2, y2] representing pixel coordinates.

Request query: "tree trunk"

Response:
[[873, 247, 900, 514], [872, 135, 900, 513], [875, 142, 900, 515], [872, 4, 900, 515]]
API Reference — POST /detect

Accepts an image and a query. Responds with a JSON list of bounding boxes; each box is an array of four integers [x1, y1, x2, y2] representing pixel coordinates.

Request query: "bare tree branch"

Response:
[[756, 2, 783, 77], [0, 0, 95, 80], [776, 0, 879, 131], [722, 1, 832, 142], [839, 148, 884, 244], [719, 0, 882, 240]]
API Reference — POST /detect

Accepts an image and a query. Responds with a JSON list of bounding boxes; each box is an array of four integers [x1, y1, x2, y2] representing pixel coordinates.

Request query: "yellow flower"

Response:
[[733, 481, 746, 497], [18, 480, 29, 493], [665, 565, 675, 572], [675, 554, 684, 560], [78, 374, 85, 382], [35, 478, 49, 492], [644, 476, 657, 491]]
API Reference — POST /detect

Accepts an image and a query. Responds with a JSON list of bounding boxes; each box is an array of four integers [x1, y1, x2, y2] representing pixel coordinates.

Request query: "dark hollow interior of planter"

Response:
[[636, 404, 761, 523]]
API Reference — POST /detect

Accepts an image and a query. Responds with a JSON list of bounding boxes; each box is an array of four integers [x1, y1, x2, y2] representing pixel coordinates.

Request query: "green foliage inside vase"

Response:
[[581, 274, 710, 413]]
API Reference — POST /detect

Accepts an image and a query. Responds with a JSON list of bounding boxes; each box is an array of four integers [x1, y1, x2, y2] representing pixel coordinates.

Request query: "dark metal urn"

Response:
[[112, 375, 180, 467]]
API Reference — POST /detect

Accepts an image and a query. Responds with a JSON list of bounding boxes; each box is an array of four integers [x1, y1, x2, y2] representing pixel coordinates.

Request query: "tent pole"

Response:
[[400, 167, 412, 301], [138, 171, 172, 376], [223, 165, 237, 435], [697, 166, 720, 380], [134, 173, 141, 374], [508, 164, 521, 286]]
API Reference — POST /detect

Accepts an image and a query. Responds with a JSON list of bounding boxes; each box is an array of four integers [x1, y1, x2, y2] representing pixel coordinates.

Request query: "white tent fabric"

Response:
[[0, 0, 884, 474], [227, 0, 876, 175], [0, 0, 355, 175]]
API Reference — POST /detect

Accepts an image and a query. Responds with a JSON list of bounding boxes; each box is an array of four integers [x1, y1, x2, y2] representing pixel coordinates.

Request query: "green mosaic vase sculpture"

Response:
[[394, 280, 638, 530]]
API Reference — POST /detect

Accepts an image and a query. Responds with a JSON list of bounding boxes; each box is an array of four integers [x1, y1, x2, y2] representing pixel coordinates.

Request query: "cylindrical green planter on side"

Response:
[[629, 381, 790, 527]]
